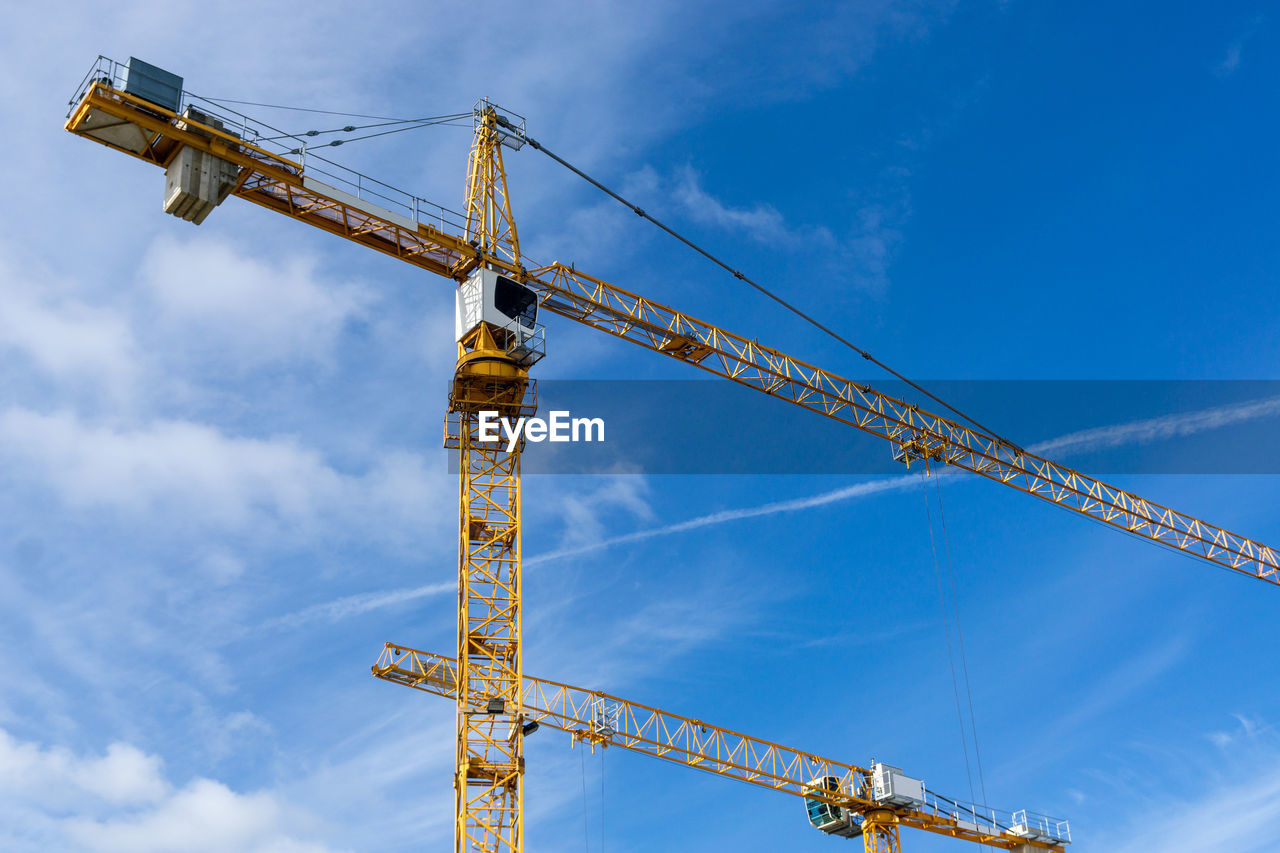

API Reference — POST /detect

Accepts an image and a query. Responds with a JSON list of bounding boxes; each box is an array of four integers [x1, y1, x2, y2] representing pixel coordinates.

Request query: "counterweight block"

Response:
[[164, 144, 238, 225]]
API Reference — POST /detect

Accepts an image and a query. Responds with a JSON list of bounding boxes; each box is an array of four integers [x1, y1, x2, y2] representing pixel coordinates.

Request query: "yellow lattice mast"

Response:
[[448, 103, 538, 853], [465, 101, 521, 267], [863, 817, 904, 853]]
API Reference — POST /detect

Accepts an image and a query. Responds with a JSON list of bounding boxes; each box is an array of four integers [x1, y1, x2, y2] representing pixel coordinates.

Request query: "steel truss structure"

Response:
[[446, 110, 533, 851], [373, 644, 1068, 852], [65, 76, 1279, 586], [63, 54, 1279, 852]]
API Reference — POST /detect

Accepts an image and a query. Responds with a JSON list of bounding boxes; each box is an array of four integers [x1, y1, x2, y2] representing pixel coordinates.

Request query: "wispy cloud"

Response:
[[140, 235, 375, 370], [1214, 17, 1265, 78], [0, 253, 140, 401], [297, 392, 1280, 628], [529, 476, 916, 566], [0, 407, 448, 542], [672, 166, 836, 247], [552, 473, 653, 553], [1096, 717, 1280, 853], [260, 582, 454, 633], [1208, 713, 1266, 748]]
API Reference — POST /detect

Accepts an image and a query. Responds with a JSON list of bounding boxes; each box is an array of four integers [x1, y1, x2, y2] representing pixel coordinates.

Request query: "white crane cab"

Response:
[[455, 267, 545, 366]]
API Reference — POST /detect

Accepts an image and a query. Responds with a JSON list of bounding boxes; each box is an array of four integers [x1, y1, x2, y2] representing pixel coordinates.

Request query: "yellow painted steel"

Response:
[[863, 817, 903, 853], [63, 78, 1280, 586], [448, 110, 534, 853], [465, 107, 521, 267], [68, 71, 1278, 852], [518, 262, 1280, 583], [372, 644, 1065, 852], [450, 409, 526, 853]]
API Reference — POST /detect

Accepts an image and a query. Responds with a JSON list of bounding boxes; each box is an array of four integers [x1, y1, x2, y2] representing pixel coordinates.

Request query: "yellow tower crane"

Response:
[[63, 55, 1279, 853], [373, 643, 1071, 853]]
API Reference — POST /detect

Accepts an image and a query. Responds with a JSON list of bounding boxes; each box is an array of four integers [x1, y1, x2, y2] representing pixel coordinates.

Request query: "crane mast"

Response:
[[449, 107, 538, 852]]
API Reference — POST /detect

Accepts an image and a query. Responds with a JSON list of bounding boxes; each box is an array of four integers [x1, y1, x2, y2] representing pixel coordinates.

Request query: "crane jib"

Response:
[[63, 74, 1279, 587], [372, 644, 1071, 851]]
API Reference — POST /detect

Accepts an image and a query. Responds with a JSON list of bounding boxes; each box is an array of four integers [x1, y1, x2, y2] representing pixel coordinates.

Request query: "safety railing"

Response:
[[68, 54, 469, 236], [916, 789, 1070, 844]]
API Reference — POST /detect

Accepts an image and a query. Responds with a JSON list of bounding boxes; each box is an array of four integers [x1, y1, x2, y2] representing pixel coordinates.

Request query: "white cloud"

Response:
[[1214, 19, 1263, 78], [0, 730, 167, 807], [1096, 722, 1280, 853], [672, 166, 836, 247], [553, 474, 654, 552], [0, 253, 139, 397], [260, 582, 454, 633], [66, 779, 341, 853], [0, 407, 448, 541], [1208, 713, 1263, 749], [530, 474, 915, 566], [0, 728, 345, 853], [844, 200, 907, 294], [139, 235, 374, 368]]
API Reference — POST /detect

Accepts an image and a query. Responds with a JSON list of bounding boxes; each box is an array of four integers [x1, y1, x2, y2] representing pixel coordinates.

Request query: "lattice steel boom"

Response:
[[62, 65, 1279, 587], [373, 644, 1070, 852]]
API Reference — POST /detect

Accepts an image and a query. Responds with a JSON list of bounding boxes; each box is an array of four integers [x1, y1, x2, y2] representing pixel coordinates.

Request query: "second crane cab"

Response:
[[804, 776, 863, 838], [455, 267, 545, 366]]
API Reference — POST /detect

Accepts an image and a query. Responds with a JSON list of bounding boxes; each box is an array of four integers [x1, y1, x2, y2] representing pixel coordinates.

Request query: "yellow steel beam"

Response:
[[449, 110, 534, 853], [465, 108, 520, 266], [520, 263, 1280, 585], [65, 82, 492, 282], [452, 416, 525, 853], [64, 79, 1279, 587], [372, 644, 1067, 851]]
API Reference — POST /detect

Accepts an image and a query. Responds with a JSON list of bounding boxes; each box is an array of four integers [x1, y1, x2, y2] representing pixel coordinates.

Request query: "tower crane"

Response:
[[63, 55, 1278, 853], [373, 643, 1071, 853]]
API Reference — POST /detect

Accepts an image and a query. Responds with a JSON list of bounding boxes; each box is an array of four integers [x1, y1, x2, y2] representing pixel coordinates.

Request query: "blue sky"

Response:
[[3, 2, 1279, 851]]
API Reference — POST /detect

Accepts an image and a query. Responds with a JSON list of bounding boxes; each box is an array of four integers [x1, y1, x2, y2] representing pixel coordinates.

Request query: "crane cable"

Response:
[[254, 113, 472, 144], [509, 121, 1022, 452], [933, 473, 990, 810], [279, 116, 471, 152], [580, 746, 591, 852], [920, 471, 978, 810], [200, 96, 435, 122]]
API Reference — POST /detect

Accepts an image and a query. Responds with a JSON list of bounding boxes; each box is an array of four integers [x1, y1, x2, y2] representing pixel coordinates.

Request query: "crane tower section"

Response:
[[447, 104, 543, 853]]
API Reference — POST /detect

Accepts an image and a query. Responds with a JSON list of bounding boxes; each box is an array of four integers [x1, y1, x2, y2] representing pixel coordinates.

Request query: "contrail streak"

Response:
[[531, 394, 1280, 567], [262, 581, 454, 631], [287, 394, 1280, 621]]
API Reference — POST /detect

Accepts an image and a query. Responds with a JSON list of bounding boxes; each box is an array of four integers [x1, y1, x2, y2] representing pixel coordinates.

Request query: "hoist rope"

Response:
[[581, 747, 591, 852], [514, 126, 1022, 451], [933, 474, 989, 809], [921, 471, 978, 809]]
